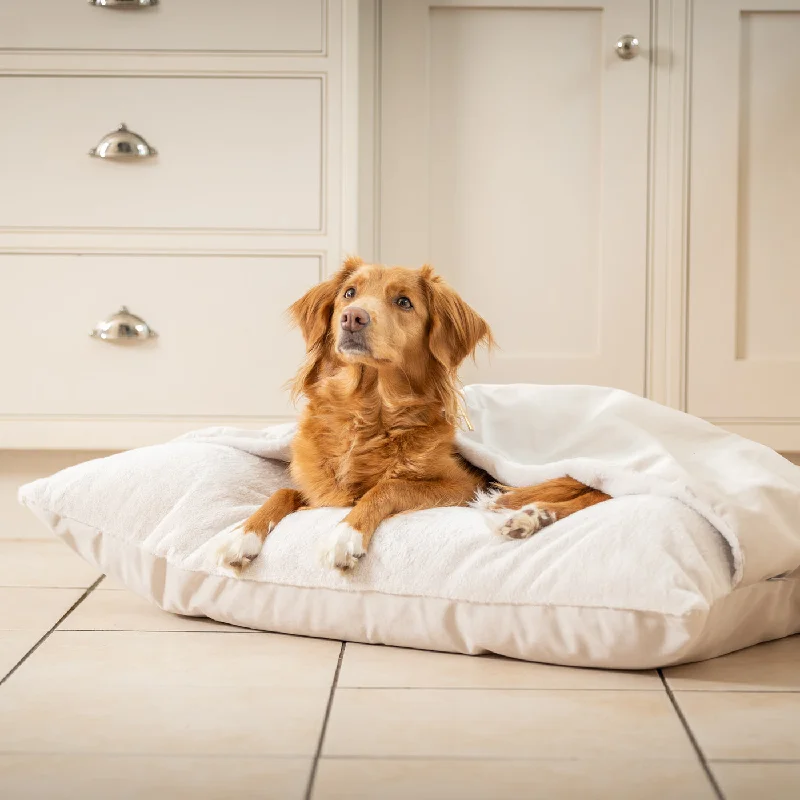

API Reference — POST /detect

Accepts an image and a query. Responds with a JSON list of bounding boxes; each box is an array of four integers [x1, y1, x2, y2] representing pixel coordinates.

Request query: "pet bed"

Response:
[[19, 384, 800, 668]]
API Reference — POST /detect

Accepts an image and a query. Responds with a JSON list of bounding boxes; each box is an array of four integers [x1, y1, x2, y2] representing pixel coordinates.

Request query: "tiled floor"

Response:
[[1, 539, 798, 799]]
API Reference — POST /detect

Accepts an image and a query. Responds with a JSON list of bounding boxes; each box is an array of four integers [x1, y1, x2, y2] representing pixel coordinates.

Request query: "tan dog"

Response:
[[216, 257, 608, 571]]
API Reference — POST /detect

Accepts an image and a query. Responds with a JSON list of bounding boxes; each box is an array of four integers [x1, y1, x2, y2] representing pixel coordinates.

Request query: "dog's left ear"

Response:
[[422, 265, 494, 369], [289, 256, 362, 350]]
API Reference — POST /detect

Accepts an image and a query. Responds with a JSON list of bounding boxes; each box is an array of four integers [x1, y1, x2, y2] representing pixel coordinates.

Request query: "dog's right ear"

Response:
[[289, 256, 362, 350]]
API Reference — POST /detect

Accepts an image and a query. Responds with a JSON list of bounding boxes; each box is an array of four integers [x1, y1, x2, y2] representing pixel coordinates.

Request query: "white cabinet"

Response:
[[687, 0, 800, 437], [0, 0, 351, 450], [3, 0, 799, 451], [369, 0, 800, 449], [377, 0, 651, 394]]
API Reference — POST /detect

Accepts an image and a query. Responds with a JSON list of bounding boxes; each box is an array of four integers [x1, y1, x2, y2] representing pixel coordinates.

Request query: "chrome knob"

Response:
[[90, 306, 158, 343], [89, 123, 158, 160], [615, 34, 640, 60]]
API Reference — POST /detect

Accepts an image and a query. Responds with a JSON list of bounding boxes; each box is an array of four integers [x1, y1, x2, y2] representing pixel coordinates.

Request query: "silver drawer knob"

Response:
[[89, 123, 158, 160], [615, 34, 640, 60], [90, 306, 158, 343], [89, 0, 159, 8]]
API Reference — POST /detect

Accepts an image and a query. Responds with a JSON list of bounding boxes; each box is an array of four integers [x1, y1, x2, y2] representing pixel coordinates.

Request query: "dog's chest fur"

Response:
[[291, 401, 446, 507]]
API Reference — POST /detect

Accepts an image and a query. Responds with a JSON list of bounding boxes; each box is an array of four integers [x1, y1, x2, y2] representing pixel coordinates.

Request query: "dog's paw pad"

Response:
[[496, 505, 556, 540], [317, 522, 365, 571], [214, 524, 264, 571]]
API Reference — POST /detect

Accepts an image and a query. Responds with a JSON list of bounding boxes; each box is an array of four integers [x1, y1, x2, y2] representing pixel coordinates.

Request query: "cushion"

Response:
[[19, 384, 800, 669]]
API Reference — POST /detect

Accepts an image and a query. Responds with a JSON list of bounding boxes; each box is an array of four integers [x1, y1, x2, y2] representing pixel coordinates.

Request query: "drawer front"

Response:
[[0, 0, 324, 54], [0, 254, 319, 418], [0, 77, 322, 232]]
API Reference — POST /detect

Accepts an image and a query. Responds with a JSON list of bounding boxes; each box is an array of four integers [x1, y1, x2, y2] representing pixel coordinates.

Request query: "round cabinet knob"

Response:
[[90, 306, 158, 343], [89, 123, 158, 160], [615, 34, 640, 60]]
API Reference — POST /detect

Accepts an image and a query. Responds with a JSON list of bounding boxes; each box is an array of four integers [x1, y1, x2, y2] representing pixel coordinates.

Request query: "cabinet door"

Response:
[[379, 0, 650, 392], [688, 1, 800, 420]]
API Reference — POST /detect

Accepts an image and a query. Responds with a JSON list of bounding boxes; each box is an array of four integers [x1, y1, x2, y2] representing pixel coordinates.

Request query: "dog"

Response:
[[216, 257, 609, 572]]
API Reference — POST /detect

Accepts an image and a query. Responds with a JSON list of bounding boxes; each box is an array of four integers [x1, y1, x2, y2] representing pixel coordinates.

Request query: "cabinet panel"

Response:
[[736, 12, 800, 361], [0, 77, 322, 233], [380, 0, 650, 393], [0, 255, 318, 418], [687, 1, 800, 419], [0, 0, 324, 55]]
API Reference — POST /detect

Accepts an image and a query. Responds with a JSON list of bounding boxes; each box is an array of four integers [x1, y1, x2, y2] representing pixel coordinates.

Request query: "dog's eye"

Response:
[[344, 287, 356, 299], [395, 296, 413, 310]]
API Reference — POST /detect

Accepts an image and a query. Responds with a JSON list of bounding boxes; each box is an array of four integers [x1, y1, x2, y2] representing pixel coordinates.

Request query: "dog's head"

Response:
[[289, 256, 493, 401]]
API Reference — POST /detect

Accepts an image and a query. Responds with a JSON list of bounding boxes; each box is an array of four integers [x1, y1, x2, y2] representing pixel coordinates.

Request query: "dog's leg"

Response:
[[317, 478, 474, 570], [479, 477, 610, 540], [215, 488, 306, 572]]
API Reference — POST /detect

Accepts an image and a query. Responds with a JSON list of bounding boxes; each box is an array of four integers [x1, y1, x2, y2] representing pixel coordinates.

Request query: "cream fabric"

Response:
[[18, 384, 800, 668]]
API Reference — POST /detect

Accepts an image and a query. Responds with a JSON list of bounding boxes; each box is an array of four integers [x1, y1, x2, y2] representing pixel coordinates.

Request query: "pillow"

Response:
[[18, 385, 800, 669]]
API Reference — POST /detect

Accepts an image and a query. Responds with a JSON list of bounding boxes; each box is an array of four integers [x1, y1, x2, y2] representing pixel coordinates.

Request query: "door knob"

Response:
[[615, 35, 640, 60]]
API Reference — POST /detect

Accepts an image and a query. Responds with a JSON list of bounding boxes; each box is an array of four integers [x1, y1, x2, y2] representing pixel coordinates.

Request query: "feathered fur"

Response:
[[215, 258, 609, 573]]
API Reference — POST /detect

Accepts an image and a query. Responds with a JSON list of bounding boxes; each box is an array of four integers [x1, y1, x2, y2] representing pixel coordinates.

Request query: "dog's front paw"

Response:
[[317, 522, 365, 571], [214, 523, 265, 572], [496, 504, 557, 540]]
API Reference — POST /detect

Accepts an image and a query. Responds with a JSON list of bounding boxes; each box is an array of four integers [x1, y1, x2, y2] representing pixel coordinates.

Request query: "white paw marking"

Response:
[[317, 522, 366, 571], [214, 523, 265, 571], [496, 504, 557, 540]]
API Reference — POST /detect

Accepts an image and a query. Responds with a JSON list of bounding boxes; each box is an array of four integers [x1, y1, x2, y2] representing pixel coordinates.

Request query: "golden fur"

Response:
[[232, 257, 609, 570]]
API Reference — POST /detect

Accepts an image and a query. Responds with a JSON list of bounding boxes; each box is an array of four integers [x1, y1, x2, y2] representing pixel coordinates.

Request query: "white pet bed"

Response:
[[19, 384, 800, 669]]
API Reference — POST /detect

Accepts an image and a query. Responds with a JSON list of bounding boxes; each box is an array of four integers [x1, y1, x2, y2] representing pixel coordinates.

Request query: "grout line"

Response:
[[659, 669, 726, 800], [670, 689, 800, 694], [304, 641, 346, 800], [329, 686, 666, 692], [0, 749, 794, 764], [0, 577, 104, 688], [710, 758, 800, 764], [304, 754, 618, 762]]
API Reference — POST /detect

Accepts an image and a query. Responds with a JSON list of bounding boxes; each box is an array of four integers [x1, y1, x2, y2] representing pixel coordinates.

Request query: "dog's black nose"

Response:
[[341, 307, 370, 332]]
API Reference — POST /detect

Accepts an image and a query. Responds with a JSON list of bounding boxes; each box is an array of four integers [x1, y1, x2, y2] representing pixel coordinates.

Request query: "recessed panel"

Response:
[[737, 12, 800, 360], [0, 0, 324, 54], [0, 77, 322, 232], [429, 8, 603, 357], [0, 255, 318, 417]]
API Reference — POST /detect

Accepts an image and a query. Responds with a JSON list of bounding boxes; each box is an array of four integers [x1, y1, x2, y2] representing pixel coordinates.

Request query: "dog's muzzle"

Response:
[[337, 329, 370, 355]]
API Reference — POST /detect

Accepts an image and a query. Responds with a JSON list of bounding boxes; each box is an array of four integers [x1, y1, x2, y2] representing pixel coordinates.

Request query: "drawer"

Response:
[[0, 0, 324, 55], [0, 77, 322, 232], [0, 254, 319, 418]]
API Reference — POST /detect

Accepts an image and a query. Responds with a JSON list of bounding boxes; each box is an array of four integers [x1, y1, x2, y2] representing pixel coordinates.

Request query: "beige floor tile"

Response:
[[339, 643, 660, 689], [313, 758, 716, 800], [14, 630, 340, 688], [324, 689, 694, 759], [97, 575, 126, 590], [676, 692, 800, 760], [61, 587, 254, 632], [0, 587, 82, 631], [712, 762, 800, 800], [665, 636, 800, 691], [0, 683, 329, 756], [0, 631, 40, 678], [0, 540, 100, 588], [0, 754, 309, 799]]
